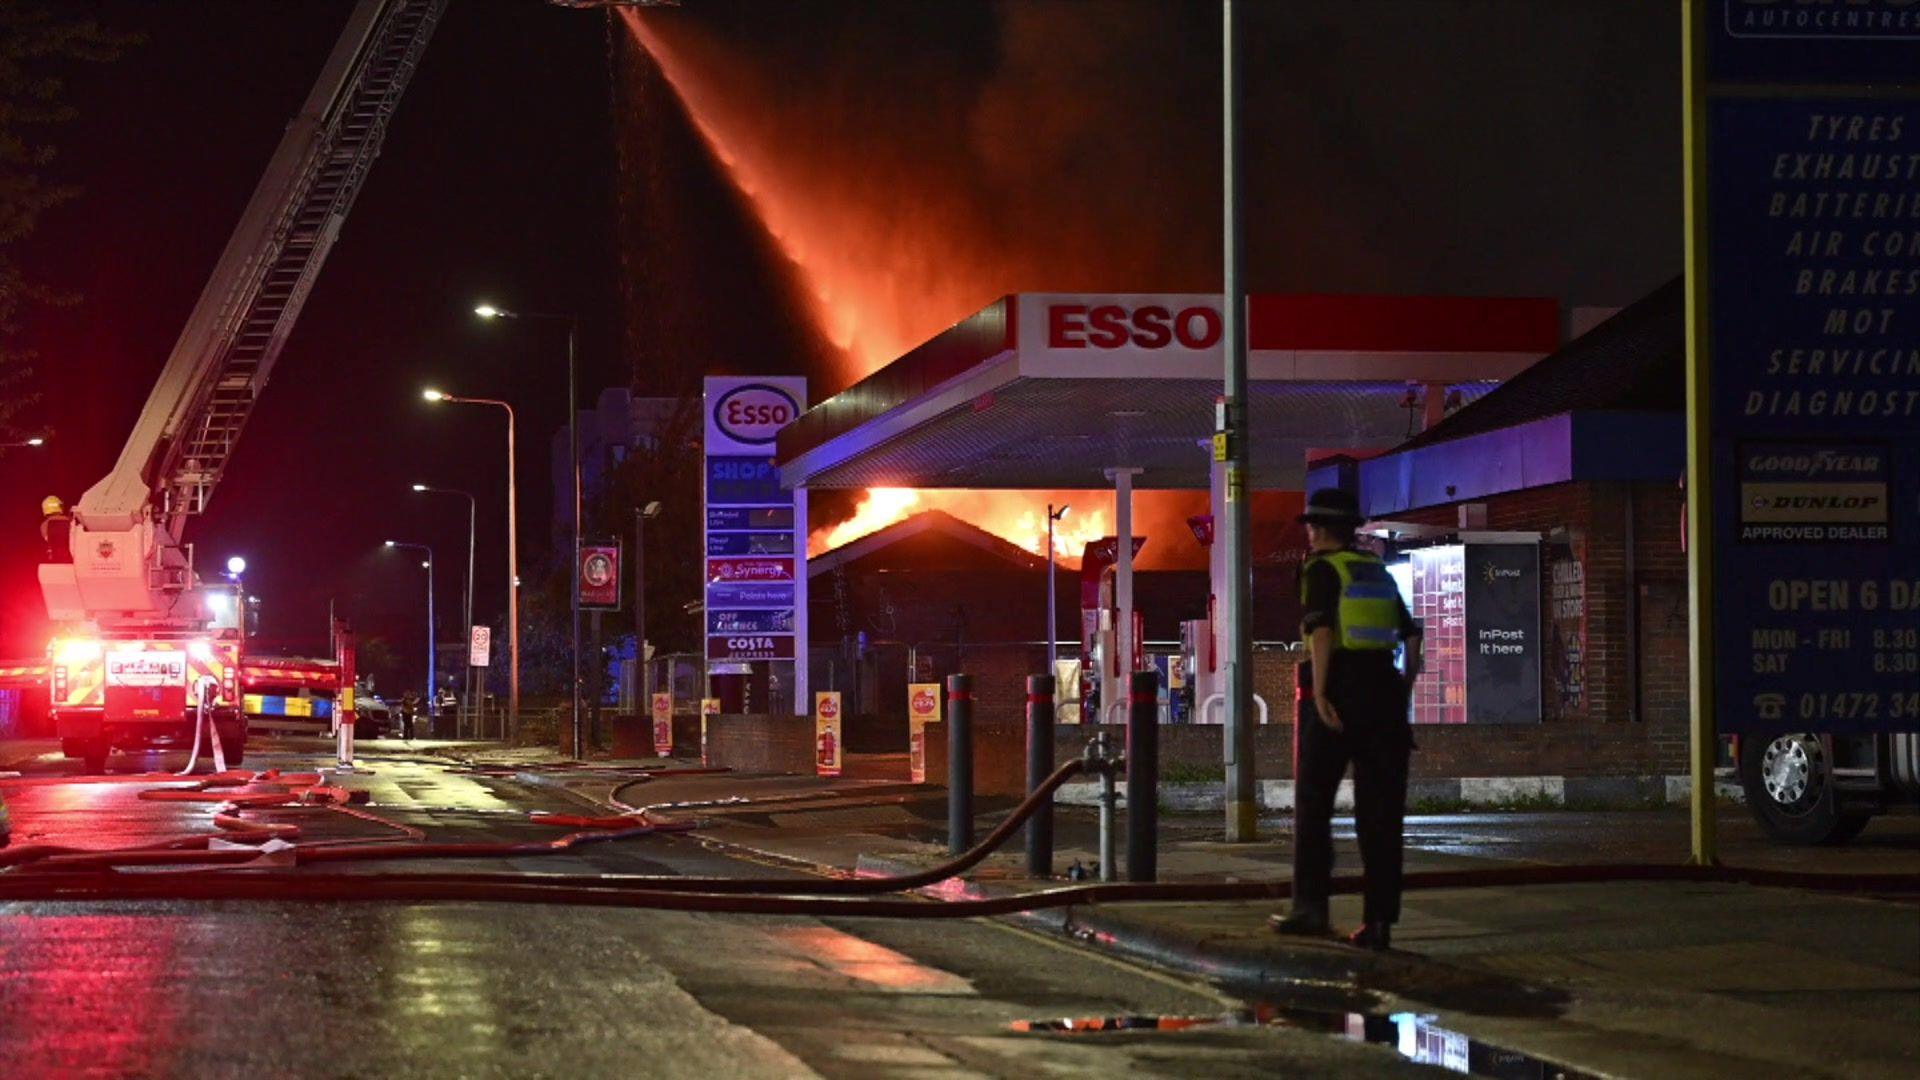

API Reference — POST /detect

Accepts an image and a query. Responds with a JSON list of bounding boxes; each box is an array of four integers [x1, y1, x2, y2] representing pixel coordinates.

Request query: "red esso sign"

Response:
[[911, 688, 936, 714], [1047, 304, 1222, 350], [714, 384, 800, 445]]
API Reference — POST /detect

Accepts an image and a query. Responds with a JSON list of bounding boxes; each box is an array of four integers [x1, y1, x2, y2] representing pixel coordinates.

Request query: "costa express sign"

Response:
[[1046, 302, 1222, 350], [711, 383, 800, 446]]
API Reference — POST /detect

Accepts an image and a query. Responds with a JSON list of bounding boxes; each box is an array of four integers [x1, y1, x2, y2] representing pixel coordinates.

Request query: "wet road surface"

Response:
[[1, 739, 1444, 1078]]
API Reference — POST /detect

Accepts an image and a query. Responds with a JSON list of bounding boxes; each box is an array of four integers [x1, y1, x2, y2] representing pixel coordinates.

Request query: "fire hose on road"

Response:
[[2, 757, 1917, 912]]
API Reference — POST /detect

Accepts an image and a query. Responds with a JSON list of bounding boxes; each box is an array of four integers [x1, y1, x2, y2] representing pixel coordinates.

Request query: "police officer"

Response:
[[1271, 488, 1423, 950]]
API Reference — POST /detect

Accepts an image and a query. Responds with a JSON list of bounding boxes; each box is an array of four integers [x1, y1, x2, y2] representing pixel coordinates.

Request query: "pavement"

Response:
[[504, 750, 1920, 1080]]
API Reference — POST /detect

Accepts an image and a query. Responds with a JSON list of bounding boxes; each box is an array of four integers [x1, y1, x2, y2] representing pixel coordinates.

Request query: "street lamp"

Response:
[[414, 483, 477, 737], [473, 302, 583, 755], [423, 386, 519, 741], [385, 540, 436, 728], [1047, 504, 1069, 677], [635, 500, 662, 708], [225, 556, 249, 638], [2, 436, 46, 449]]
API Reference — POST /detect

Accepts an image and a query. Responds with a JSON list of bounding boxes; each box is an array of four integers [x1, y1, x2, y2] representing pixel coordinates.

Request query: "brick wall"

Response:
[[703, 714, 815, 774]]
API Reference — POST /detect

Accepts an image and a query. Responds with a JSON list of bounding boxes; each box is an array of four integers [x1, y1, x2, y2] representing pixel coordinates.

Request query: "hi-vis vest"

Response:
[[1301, 549, 1402, 652]]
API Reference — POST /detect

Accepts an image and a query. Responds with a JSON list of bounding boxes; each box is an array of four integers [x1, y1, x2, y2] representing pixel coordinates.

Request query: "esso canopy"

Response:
[[778, 292, 1559, 491]]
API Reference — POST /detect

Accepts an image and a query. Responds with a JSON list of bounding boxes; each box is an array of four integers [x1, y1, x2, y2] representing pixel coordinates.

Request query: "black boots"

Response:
[[1268, 909, 1331, 936], [1271, 910, 1393, 951]]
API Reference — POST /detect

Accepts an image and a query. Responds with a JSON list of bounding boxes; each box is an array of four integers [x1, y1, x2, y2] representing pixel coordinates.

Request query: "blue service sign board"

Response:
[[1704, 2, 1920, 734], [703, 377, 808, 710]]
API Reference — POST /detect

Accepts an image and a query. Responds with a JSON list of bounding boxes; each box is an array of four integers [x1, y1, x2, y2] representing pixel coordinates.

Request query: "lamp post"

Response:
[[1221, 0, 1257, 841], [414, 483, 476, 736], [635, 500, 661, 708], [1047, 504, 1070, 677], [385, 540, 435, 728], [424, 388, 518, 740], [474, 303, 582, 755]]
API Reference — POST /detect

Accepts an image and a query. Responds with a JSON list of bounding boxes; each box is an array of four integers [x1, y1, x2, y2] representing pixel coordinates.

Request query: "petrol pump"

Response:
[[1181, 512, 1224, 724], [1080, 539, 1145, 726]]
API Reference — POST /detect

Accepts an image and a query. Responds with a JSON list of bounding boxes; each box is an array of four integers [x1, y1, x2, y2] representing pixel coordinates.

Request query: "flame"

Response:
[[813, 488, 923, 553], [619, 12, 1216, 570], [620, 11, 987, 382], [812, 488, 1227, 572]]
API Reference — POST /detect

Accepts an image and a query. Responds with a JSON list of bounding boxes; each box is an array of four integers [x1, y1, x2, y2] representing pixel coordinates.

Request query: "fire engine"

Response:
[[8, 1, 446, 771]]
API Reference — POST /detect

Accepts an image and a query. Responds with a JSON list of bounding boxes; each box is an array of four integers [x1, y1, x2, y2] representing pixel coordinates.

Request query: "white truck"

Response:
[[34, 1, 447, 771]]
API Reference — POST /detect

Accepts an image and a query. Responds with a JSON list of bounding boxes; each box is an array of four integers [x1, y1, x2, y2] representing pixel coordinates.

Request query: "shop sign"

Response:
[[707, 583, 795, 609], [706, 635, 795, 661], [708, 609, 795, 635], [579, 543, 621, 610], [1699, 7, 1920, 734]]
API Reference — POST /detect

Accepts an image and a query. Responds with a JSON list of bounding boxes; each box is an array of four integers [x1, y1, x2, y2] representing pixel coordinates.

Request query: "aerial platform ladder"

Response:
[[41, 0, 447, 629]]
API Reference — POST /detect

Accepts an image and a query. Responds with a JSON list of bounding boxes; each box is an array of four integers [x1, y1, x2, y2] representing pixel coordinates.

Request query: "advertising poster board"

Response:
[[1463, 544, 1543, 724], [814, 691, 842, 777], [1695, 3, 1920, 735], [907, 682, 940, 783], [651, 691, 673, 757]]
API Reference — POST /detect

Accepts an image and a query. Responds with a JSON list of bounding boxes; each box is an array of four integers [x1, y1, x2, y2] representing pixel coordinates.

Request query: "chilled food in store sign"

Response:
[[712, 383, 801, 445]]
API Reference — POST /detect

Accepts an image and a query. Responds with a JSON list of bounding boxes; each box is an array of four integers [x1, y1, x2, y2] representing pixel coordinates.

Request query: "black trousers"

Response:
[[1292, 667, 1412, 925]]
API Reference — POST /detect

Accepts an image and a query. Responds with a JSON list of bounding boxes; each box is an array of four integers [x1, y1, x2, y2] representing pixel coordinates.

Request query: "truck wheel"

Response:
[[1741, 733, 1870, 845]]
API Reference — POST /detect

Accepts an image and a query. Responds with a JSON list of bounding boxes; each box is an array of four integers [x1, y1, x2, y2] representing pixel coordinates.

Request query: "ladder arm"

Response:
[[77, 0, 448, 534]]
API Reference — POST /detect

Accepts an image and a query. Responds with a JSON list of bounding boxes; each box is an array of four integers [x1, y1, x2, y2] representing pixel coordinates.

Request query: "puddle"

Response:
[[1012, 1004, 1597, 1079]]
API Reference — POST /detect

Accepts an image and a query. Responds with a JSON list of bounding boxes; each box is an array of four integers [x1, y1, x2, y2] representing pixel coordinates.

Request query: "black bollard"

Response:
[[1024, 674, 1056, 877], [1126, 668, 1159, 882], [946, 673, 974, 855]]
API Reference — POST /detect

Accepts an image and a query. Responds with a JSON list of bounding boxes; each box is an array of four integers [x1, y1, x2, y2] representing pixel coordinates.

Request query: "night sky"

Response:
[[0, 0, 1679, 684]]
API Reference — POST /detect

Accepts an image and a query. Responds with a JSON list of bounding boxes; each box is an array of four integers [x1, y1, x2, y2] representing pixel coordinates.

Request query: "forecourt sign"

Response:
[[651, 691, 673, 757], [815, 691, 842, 777], [908, 682, 940, 783], [1688, 2, 1920, 743], [705, 376, 809, 714]]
